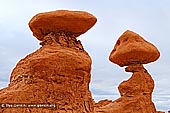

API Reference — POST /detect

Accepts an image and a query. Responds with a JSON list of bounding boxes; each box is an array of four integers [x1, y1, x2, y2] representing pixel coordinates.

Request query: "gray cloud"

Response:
[[0, 81, 9, 89], [153, 95, 170, 111]]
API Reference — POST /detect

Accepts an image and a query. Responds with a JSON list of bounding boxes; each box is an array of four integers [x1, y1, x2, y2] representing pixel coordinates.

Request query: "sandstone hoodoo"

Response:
[[95, 30, 161, 113], [0, 10, 97, 113], [29, 10, 97, 41]]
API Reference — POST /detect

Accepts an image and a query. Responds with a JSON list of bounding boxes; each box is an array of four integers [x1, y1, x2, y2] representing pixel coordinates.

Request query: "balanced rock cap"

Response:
[[109, 30, 160, 67], [29, 10, 97, 41]]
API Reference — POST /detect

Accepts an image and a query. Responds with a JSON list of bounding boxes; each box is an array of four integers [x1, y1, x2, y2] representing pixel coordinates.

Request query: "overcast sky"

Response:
[[0, 0, 170, 112]]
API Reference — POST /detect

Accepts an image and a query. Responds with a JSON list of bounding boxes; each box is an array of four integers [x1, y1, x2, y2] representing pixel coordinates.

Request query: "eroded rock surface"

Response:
[[109, 30, 160, 67], [95, 30, 162, 113], [0, 10, 97, 113], [95, 65, 157, 113], [29, 10, 97, 41]]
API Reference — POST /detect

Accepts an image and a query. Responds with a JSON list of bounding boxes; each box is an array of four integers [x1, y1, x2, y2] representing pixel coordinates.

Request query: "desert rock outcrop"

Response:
[[0, 10, 97, 113], [95, 30, 161, 113]]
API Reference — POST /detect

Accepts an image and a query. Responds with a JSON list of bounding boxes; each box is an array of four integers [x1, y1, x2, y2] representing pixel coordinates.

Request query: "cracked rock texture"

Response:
[[0, 10, 97, 113], [95, 30, 163, 113]]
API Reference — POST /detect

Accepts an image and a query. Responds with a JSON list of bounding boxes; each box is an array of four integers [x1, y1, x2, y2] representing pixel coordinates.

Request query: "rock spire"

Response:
[[0, 10, 97, 113], [95, 30, 162, 113]]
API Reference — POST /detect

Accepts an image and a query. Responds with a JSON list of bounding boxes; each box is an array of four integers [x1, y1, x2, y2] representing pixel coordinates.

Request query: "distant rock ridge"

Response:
[[0, 10, 97, 113]]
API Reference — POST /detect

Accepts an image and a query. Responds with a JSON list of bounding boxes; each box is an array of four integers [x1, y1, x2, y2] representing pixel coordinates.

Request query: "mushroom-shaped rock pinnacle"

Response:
[[109, 30, 160, 67], [29, 10, 97, 41]]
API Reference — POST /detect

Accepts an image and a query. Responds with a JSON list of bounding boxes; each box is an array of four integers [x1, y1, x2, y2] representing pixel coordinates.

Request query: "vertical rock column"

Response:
[[95, 30, 160, 113], [110, 30, 160, 113], [0, 10, 97, 113]]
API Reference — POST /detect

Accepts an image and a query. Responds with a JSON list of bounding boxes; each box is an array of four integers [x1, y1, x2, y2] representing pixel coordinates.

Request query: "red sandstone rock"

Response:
[[94, 99, 112, 108], [0, 10, 97, 113], [95, 65, 157, 113], [0, 45, 94, 113], [95, 30, 161, 113], [157, 111, 165, 113], [109, 30, 160, 67], [118, 65, 154, 97], [29, 10, 97, 41]]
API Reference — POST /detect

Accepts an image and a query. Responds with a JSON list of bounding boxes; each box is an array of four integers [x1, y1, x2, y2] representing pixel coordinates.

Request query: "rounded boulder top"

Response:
[[109, 30, 160, 67], [29, 10, 97, 41]]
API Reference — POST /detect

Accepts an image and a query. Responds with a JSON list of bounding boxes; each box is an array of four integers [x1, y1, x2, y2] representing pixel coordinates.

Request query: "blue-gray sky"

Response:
[[0, 0, 170, 112]]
